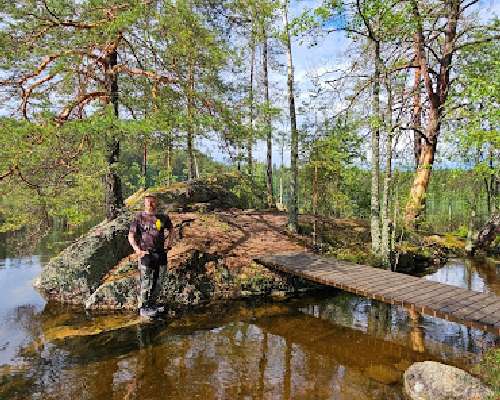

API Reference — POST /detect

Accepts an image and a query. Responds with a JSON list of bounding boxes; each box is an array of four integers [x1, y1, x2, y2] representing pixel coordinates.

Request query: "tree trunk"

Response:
[[194, 152, 200, 178], [313, 162, 318, 249], [404, 123, 438, 227], [263, 29, 274, 208], [465, 208, 476, 254], [104, 48, 123, 220], [486, 145, 498, 214], [248, 32, 255, 179], [165, 134, 173, 186], [237, 144, 242, 172], [405, 0, 459, 227], [283, 0, 299, 232], [187, 127, 194, 180], [279, 137, 284, 207], [448, 200, 453, 230], [381, 78, 393, 266], [485, 177, 492, 216], [370, 40, 382, 254], [412, 34, 423, 170], [187, 63, 196, 180], [142, 139, 147, 189], [391, 171, 398, 254]]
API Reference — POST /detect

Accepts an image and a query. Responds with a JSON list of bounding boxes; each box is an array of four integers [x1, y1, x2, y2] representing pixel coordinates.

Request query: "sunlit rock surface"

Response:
[[125, 175, 244, 212], [403, 361, 494, 400], [85, 213, 316, 310]]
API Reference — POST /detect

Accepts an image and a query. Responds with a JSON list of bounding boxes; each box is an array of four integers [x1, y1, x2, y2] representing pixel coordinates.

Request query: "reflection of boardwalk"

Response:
[[255, 252, 500, 334]]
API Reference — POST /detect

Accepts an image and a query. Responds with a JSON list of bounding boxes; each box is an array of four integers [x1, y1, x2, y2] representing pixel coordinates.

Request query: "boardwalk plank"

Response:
[[404, 285, 456, 307], [254, 252, 500, 334]]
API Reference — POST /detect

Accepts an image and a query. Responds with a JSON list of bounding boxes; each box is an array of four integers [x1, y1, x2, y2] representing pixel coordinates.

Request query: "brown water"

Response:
[[0, 251, 498, 400]]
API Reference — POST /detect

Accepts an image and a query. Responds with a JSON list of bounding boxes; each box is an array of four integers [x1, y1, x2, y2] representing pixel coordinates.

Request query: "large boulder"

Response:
[[35, 212, 134, 303], [126, 175, 244, 212], [403, 361, 494, 400], [36, 199, 318, 310], [469, 213, 500, 256]]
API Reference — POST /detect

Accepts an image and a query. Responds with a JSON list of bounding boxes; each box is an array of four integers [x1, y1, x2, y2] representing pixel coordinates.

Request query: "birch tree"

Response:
[[282, 0, 299, 232]]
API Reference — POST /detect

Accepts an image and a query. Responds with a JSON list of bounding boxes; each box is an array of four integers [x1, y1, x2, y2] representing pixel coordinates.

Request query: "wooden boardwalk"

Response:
[[255, 252, 500, 335]]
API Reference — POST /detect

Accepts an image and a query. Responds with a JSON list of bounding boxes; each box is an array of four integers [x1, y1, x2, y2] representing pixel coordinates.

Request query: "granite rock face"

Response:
[[35, 212, 135, 303], [126, 175, 244, 212], [85, 249, 316, 310], [403, 361, 494, 400], [35, 177, 244, 305]]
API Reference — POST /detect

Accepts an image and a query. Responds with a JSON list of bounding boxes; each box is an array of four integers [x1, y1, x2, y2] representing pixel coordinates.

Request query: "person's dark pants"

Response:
[[137, 252, 167, 309]]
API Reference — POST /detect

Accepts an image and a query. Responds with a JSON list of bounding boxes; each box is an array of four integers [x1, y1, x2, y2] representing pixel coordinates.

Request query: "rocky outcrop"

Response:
[[469, 213, 500, 256], [84, 212, 318, 310], [35, 176, 248, 304], [36, 185, 319, 310], [125, 175, 244, 212], [34, 212, 134, 303], [84, 249, 314, 310], [403, 361, 494, 400]]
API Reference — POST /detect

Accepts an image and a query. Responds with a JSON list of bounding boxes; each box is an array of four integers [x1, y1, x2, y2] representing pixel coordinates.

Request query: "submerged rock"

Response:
[[364, 364, 401, 385], [403, 361, 494, 400], [43, 314, 142, 341]]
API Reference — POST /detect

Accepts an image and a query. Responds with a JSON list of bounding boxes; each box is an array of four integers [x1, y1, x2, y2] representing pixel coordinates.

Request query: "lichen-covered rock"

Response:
[[85, 249, 316, 310], [35, 212, 134, 303], [403, 361, 494, 400], [34, 178, 245, 305], [126, 175, 244, 212]]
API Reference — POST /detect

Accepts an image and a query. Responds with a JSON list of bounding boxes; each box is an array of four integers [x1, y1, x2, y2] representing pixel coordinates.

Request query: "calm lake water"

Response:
[[0, 236, 498, 399]]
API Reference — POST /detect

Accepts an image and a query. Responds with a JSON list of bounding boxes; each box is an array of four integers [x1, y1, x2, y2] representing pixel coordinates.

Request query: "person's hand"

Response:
[[136, 249, 148, 258]]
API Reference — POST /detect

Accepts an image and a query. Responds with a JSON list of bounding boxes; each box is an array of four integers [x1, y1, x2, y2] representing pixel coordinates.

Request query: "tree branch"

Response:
[[57, 91, 109, 122]]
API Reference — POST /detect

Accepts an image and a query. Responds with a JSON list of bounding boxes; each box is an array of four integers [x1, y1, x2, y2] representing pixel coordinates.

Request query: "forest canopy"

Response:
[[0, 0, 498, 263]]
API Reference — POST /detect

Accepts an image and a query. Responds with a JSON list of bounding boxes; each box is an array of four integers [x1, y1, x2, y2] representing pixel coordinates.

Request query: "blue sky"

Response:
[[202, 0, 352, 167]]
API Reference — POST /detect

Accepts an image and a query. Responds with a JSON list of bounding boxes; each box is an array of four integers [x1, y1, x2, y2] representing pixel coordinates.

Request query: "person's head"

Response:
[[144, 194, 158, 213]]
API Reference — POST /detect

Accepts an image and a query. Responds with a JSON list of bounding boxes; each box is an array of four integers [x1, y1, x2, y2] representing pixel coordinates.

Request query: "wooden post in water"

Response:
[[409, 308, 425, 353]]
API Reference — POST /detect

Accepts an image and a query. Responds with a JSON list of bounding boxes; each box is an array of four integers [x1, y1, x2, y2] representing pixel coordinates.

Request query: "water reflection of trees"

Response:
[[0, 219, 99, 259], [1, 295, 498, 400], [300, 292, 498, 364]]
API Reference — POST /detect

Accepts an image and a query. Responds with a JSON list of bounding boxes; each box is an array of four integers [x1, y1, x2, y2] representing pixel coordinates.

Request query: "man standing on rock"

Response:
[[128, 194, 174, 318]]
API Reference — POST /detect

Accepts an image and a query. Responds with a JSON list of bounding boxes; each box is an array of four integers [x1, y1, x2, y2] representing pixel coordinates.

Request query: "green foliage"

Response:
[[474, 348, 500, 398], [300, 119, 369, 217], [453, 225, 469, 239], [0, 0, 498, 253], [445, 34, 500, 215]]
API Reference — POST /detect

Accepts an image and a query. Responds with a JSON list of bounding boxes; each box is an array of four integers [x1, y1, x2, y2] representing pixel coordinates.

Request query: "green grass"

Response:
[[475, 348, 500, 399]]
